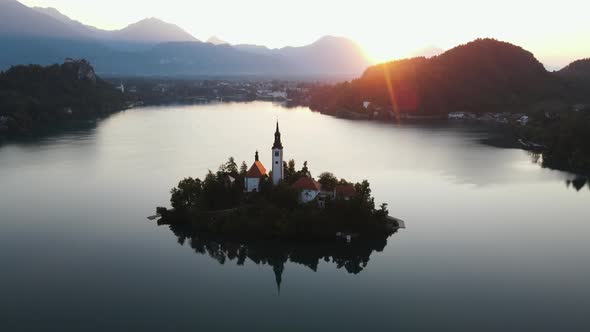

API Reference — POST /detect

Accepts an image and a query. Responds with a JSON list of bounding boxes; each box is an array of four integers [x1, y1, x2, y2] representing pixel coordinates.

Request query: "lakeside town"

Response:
[[106, 77, 313, 106]]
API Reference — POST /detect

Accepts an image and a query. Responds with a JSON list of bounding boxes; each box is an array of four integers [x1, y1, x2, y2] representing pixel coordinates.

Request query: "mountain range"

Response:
[[0, 0, 369, 77]]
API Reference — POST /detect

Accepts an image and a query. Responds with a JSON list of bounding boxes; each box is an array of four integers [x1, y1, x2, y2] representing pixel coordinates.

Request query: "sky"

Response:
[[19, 0, 590, 69]]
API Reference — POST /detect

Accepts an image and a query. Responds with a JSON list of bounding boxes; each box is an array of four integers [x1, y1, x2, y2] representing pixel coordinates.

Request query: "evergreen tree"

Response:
[[240, 161, 248, 176], [318, 172, 338, 191]]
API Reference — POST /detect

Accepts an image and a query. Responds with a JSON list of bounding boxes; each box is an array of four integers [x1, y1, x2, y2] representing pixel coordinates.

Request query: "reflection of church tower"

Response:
[[271, 121, 284, 185], [273, 262, 284, 294]]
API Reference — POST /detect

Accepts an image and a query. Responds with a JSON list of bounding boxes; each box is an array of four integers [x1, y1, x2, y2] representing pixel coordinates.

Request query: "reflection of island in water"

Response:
[[164, 222, 398, 292]]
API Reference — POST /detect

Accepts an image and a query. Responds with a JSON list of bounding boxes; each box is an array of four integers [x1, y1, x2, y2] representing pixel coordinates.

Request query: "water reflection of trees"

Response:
[[528, 151, 589, 192], [566, 177, 590, 192], [165, 222, 396, 291]]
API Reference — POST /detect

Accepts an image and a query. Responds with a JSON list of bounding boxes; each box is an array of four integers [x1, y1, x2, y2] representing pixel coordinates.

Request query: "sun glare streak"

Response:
[[382, 63, 400, 120]]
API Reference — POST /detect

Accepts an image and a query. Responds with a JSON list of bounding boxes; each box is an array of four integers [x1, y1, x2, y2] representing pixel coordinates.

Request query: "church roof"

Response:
[[246, 161, 267, 178], [272, 121, 283, 150], [292, 177, 321, 191], [335, 184, 356, 198]]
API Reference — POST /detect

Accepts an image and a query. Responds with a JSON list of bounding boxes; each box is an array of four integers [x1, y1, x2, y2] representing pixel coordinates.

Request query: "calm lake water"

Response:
[[1, 101, 589, 331]]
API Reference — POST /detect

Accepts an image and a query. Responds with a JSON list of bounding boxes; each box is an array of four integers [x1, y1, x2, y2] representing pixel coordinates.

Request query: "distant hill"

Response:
[[0, 0, 86, 39], [232, 36, 369, 77], [558, 58, 590, 79], [112, 18, 198, 43], [0, 1, 369, 77], [409, 46, 444, 58], [0, 59, 126, 138], [233, 44, 273, 55], [4, 1, 196, 44], [309, 38, 569, 115], [32, 6, 102, 38], [276, 36, 369, 76], [207, 36, 229, 45]]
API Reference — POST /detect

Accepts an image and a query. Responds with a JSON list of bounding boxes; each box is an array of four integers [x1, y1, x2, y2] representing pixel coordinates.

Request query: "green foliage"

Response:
[[354, 180, 375, 210], [0, 61, 126, 137], [318, 172, 338, 191], [170, 177, 202, 209], [219, 157, 239, 175], [521, 110, 590, 173], [170, 157, 246, 211], [239, 161, 248, 176], [164, 157, 394, 240], [283, 159, 298, 184]]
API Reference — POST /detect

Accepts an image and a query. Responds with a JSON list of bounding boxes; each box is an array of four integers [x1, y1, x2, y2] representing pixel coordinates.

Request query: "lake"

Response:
[[1, 101, 589, 331]]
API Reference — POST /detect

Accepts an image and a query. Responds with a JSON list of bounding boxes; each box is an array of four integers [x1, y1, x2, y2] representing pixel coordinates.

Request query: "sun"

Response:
[[358, 37, 418, 64]]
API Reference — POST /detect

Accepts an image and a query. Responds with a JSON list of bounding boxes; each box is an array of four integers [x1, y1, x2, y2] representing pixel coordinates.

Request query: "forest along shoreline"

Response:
[[289, 39, 590, 175], [0, 59, 129, 142], [3, 38, 590, 176]]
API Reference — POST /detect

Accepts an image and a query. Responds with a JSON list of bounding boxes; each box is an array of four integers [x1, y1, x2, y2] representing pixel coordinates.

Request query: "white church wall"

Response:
[[245, 177, 260, 192]]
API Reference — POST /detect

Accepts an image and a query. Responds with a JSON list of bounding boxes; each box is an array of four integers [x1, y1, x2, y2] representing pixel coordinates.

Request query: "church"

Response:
[[244, 122, 284, 192]]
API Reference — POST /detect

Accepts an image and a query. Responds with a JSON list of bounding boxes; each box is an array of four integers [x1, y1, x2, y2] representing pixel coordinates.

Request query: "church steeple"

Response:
[[272, 121, 283, 150], [271, 121, 284, 185]]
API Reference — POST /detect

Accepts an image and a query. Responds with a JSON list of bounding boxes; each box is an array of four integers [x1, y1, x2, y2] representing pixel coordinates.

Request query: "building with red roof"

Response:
[[292, 176, 322, 203], [334, 184, 356, 200], [245, 151, 267, 192]]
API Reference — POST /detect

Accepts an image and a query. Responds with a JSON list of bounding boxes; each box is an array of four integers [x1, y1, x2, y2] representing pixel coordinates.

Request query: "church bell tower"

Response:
[[271, 121, 284, 185]]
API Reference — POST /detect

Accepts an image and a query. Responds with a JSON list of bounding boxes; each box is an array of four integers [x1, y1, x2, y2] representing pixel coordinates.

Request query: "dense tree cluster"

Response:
[[163, 157, 394, 240], [520, 110, 590, 174], [0, 60, 126, 138]]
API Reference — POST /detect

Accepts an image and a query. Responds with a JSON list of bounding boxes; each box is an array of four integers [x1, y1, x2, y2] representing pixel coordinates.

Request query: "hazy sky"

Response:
[[20, 0, 590, 68]]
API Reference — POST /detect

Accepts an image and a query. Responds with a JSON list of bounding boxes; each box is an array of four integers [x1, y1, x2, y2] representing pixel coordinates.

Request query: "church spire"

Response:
[[273, 262, 284, 295], [272, 121, 283, 150]]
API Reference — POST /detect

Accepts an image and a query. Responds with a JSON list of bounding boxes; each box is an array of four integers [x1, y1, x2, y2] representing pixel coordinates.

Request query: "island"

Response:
[[154, 122, 401, 241]]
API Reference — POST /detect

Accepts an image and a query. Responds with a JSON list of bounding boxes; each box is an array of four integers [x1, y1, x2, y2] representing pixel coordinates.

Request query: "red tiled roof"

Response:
[[246, 161, 267, 178], [292, 177, 321, 191], [335, 184, 356, 198]]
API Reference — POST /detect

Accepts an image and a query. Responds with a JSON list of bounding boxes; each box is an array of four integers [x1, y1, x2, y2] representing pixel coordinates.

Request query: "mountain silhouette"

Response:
[[0, 1, 369, 77], [309, 38, 570, 114], [206, 36, 229, 45]]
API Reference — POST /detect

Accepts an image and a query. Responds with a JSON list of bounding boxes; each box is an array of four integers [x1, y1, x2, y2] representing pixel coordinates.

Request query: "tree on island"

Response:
[[283, 159, 297, 183], [318, 172, 339, 191], [220, 157, 239, 175], [170, 177, 202, 209], [240, 161, 248, 176]]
